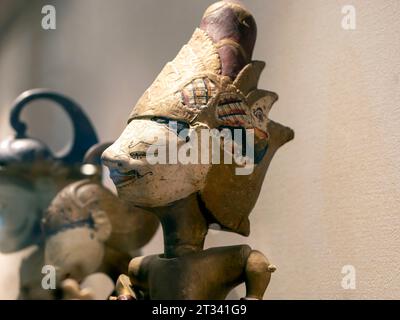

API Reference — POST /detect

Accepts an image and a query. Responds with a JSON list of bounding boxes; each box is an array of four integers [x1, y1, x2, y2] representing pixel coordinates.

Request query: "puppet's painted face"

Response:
[[0, 180, 40, 253], [102, 119, 210, 207]]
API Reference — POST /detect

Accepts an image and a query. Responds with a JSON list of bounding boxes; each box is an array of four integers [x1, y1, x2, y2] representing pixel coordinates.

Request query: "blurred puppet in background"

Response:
[[0, 90, 158, 299]]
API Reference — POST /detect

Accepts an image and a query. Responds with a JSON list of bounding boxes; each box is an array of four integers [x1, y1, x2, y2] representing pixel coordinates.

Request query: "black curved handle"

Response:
[[83, 142, 113, 165], [10, 89, 99, 164]]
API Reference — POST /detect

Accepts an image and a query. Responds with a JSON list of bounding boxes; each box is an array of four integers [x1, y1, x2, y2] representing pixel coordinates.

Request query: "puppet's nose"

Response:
[[101, 146, 131, 172]]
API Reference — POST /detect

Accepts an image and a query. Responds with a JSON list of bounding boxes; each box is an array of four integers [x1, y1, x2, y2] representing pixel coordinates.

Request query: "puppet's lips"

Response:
[[109, 169, 138, 186], [109, 169, 153, 187]]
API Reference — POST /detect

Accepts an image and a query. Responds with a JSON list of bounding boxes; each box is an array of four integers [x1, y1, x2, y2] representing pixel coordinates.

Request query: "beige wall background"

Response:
[[0, 0, 399, 299]]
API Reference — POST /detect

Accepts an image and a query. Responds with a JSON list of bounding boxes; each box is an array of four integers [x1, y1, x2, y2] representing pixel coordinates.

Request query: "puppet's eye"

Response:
[[151, 117, 190, 135], [151, 117, 170, 125]]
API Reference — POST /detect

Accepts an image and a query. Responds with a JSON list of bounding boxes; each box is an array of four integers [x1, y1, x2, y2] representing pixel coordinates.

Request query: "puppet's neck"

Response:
[[150, 193, 208, 259]]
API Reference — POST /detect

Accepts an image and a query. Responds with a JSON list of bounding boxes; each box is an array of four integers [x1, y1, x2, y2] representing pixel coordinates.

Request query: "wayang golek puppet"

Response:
[[0, 89, 98, 299], [102, 0, 294, 300]]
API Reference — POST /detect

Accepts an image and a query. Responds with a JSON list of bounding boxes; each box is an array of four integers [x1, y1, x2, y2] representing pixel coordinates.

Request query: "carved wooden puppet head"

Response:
[[102, 0, 294, 236]]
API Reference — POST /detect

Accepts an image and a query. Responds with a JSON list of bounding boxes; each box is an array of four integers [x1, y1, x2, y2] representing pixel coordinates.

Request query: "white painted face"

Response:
[[102, 119, 210, 207], [0, 180, 40, 253], [45, 227, 104, 282]]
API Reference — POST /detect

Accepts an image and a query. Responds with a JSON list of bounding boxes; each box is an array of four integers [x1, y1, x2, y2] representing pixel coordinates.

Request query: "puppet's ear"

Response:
[[248, 90, 279, 138]]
